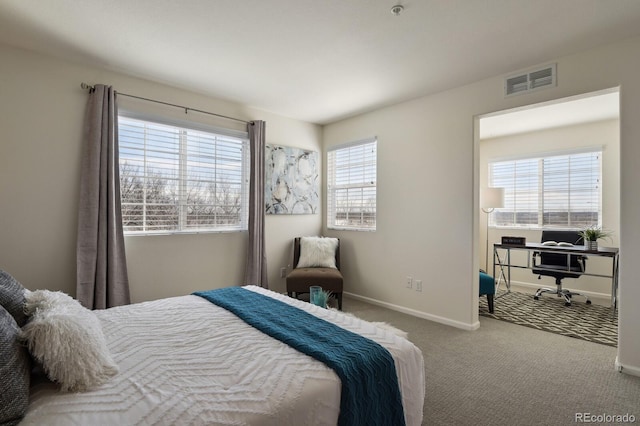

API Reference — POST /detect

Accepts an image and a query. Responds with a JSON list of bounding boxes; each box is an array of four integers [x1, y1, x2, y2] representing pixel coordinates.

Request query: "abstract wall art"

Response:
[[265, 144, 319, 214]]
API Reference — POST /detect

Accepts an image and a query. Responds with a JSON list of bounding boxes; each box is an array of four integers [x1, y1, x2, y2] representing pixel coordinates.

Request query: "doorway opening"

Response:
[[475, 87, 620, 346]]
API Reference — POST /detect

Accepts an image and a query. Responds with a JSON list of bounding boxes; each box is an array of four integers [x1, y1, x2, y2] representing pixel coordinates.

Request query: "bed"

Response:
[[5, 281, 424, 425]]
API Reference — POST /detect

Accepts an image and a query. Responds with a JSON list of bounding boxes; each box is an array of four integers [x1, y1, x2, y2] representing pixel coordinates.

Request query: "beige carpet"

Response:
[[343, 295, 639, 426]]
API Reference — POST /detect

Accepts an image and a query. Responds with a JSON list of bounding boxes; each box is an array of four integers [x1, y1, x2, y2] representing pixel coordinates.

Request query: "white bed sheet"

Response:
[[22, 286, 424, 426]]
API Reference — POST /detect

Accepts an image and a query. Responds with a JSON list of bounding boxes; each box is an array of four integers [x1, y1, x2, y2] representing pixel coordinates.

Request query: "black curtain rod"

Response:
[[80, 83, 253, 125]]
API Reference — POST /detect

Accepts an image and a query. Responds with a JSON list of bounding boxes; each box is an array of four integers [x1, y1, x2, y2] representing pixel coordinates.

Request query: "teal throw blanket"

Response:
[[193, 287, 405, 426]]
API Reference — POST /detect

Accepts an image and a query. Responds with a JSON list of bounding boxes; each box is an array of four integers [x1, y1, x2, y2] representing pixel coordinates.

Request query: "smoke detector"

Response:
[[390, 5, 404, 16]]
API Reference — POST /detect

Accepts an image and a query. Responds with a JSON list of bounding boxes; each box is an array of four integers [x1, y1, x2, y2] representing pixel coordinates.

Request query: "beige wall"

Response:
[[324, 36, 640, 375], [480, 118, 620, 301], [0, 43, 322, 303], [3, 35, 640, 375]]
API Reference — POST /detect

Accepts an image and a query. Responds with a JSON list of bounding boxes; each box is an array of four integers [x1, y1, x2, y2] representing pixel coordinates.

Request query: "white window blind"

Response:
[[327, 138, 377, 231], [490, 150, 601, 228], [118, 115, 249, 234]]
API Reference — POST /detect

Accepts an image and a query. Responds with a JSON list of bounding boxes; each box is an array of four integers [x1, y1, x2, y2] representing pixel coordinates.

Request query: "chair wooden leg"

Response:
[[486, 294, 494, 313], [337, 293, 343, 310]]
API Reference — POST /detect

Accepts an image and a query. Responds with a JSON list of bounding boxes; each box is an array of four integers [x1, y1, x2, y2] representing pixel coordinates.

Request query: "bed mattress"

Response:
[[22, 286, 424, 425]]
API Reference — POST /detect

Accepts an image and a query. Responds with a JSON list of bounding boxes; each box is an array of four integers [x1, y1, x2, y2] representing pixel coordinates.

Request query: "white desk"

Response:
[[493, 243, 620, 308]]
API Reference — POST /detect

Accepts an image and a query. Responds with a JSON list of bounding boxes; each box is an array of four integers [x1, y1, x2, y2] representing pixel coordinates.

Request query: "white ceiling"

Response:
[[1, 0, 640, 125], [480, 90, 620, 139]]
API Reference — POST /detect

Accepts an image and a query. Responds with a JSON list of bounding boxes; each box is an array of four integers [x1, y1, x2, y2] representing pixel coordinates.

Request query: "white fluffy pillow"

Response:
[[296, 236, 339, 269], [21, 290, 118, 392]]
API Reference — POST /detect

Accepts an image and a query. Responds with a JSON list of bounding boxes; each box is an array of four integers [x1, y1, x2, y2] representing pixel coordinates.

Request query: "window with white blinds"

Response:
[[118, 114, 249, 234], [327, 138, 377, 231], [489, 149, 601, 229]]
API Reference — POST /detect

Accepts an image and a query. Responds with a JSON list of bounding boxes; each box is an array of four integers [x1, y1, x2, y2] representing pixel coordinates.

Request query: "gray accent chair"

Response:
[[286, 238, 343, 310]]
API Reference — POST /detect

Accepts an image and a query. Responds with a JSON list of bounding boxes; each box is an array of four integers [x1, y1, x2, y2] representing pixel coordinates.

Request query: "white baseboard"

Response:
[[615, 357, 640, 377], [344, 292, 479, 331]]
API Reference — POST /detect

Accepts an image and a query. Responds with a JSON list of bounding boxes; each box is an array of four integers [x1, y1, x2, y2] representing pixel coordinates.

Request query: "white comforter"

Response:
[[22, 286, 424, 425]]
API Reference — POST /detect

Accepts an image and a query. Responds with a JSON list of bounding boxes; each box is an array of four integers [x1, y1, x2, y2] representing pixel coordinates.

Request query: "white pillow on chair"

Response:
[[297, 236, 339, 269]]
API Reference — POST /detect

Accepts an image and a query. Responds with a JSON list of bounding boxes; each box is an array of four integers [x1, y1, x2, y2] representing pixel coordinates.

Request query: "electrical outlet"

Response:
[[280, 267, 287, 278], [406, 276, 413, 289], [415, 280, 422, 292]]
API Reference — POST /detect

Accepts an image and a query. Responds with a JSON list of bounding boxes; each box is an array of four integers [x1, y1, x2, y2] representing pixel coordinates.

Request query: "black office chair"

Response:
[[532, 230, 591, 306]]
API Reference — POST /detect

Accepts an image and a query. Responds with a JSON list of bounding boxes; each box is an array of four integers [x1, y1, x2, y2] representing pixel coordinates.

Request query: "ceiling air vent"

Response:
[[504, 64, 556, 97]]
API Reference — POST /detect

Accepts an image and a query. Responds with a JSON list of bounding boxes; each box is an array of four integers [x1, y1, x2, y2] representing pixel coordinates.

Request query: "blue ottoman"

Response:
[[480, 272, 495, 313]]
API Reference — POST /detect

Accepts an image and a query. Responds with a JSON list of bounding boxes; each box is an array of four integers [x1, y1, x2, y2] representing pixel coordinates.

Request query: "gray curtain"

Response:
[[244, 120, 268, 288], [76, 84, 130, 309]]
